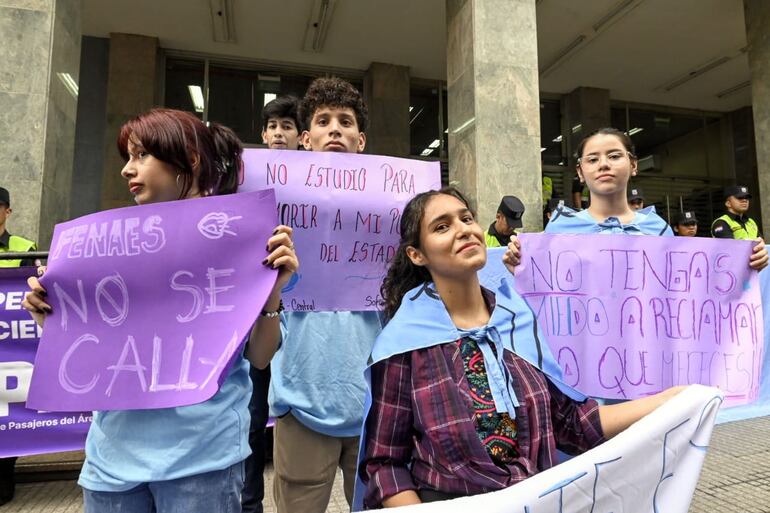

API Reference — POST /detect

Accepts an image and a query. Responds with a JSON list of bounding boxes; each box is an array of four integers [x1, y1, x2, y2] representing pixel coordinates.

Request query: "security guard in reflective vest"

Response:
[[0, 187, 36, 506], [542, 176, 553, 204], [0, 188, 36, 267], [711, 185, 760, 240], [484, 195, 525, 248]]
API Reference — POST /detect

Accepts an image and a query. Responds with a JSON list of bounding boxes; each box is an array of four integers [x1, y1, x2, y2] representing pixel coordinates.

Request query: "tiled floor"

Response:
[[3, 416, 770, 512], [1, 465, 349, 513]]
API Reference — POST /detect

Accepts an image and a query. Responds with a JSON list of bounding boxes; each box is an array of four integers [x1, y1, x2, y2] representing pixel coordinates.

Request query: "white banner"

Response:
[[392, 385, 722, 512]]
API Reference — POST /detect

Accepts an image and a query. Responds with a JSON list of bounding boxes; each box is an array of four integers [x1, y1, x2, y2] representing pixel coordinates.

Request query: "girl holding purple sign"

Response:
[[354, 187, 683, 509], [23, 108, 298, 513], [515, 128, 767, 270]]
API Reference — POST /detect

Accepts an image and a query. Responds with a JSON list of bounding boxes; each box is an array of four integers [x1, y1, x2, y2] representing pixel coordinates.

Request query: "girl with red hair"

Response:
[[23, 108, 298, 513]]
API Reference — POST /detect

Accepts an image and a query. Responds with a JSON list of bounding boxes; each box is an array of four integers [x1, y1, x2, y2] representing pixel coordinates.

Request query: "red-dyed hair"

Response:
[[117, 108, 243, 199]]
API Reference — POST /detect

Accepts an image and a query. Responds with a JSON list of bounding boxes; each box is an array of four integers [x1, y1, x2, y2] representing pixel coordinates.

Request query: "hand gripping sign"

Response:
[[371, 385, 722, 513], [26, 191, 278, 412], [480, 234, 763, 405]]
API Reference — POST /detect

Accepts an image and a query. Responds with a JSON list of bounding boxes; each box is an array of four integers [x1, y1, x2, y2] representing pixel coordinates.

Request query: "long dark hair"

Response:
[[380, 187, 475, 321], [117, 108, 244, 198]]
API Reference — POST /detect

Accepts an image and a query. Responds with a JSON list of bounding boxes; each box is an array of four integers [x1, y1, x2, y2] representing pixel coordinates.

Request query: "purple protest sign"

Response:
[[26, 190, 278, 412], [0, 267, 90, 457], [240, 149, 441, 311], [512, 234, 764, 406]]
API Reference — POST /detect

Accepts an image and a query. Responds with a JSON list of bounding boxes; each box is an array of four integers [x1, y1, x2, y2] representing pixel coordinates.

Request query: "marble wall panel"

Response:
[[446, 0, 542, 231], [745, 0, 770, 232], [35, 0, 80, 245], [48, 0, 81, 123], [446, 0, 472, 87], [0, 91, 46, 183], [475, 0, 538, 71], [446, 61, 475, 134], [0, 6, 51, 94], [475, 61, 540, 138], [0, 0, 79, 244], [448, 123, 478, 211], [42, 93, 75, 195], [38, 182, 67, 249], [0, 0, 51, 11], [5, 179, 42, 243], [477, 133, 542, 231]]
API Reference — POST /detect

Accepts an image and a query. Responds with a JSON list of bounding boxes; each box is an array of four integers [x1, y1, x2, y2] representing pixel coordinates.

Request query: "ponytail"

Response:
[[117, 109, 246, 199], [209, 123, 244, 195]]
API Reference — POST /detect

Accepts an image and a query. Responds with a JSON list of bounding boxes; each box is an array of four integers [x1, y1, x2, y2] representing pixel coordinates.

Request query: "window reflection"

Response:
[[164, 59, 205, 118], [410, 84, 441, 157]]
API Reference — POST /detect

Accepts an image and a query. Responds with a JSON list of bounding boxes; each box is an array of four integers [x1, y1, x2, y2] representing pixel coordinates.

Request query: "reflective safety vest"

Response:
[[484, 230, 502, 248], [711, 214, 759, 240], [542, 176, 553, 204], [0, 235, 36, 267]]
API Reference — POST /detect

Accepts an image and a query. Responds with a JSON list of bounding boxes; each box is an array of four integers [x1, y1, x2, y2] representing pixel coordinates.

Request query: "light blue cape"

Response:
[[352, 277, 585, 510], [546, 204, 673, 236]]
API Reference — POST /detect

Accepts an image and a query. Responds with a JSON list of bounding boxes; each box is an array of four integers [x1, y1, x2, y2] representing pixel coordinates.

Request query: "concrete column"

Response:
[[564, 87, 611, 166], [562, 87, 611, 207], [0, 0, 81, 248], [727, 107, 762, 229], [71, 36, 109, 218], [100, 33, 158, 211], [363, 62, 410, 157], [745, 0, 770, 233], [446, 0, 542, 232]]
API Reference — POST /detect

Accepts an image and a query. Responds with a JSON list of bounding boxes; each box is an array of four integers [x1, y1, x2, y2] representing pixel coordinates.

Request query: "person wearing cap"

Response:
[[571, 174, 589, 210], [673, 211, 698, 237], [534, 129, 766, 270], [0, 187, 36, 507], [485, 195, 524, 248], [544, 198, 564, 224], [627, 187, 644, 211], [0, 187, 36, 268], [711, 185, 761, 240]]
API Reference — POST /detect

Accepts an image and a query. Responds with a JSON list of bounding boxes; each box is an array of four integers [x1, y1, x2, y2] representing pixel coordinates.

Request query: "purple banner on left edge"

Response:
[[0, 267, 90, 458], [26, 190, 278, 412]]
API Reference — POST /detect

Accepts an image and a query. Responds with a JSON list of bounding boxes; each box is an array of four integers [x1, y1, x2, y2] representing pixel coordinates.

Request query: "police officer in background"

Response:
[[672, 211, 698, 237], [0, 187, 37, 506], [544, 198, 563, 225], [484, 195, 525, 248], [627, 187, 644, 211], [711, 185, 761, 240], [0, 188, 36, 268]]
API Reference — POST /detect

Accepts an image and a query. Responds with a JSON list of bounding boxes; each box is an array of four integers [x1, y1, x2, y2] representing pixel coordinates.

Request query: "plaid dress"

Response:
[[361, 293, 605, 508]]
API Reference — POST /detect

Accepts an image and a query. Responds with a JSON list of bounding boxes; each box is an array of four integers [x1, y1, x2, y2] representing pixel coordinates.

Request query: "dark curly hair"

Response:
[[299, 77, 368, 133], [380, 187, 475, 321]]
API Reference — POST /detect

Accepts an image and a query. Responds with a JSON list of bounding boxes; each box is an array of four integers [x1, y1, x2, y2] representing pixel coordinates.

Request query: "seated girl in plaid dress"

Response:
[[356, 187, 683, 509]]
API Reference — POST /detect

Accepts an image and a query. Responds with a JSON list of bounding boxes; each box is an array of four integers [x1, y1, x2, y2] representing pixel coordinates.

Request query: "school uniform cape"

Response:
[[351, 277, 587, 511], [547, 204, 673, 236]]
